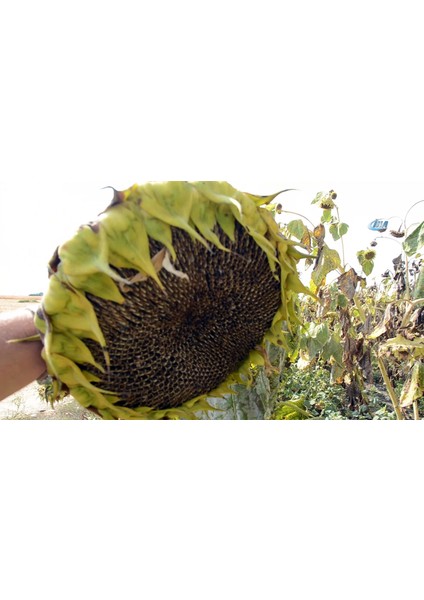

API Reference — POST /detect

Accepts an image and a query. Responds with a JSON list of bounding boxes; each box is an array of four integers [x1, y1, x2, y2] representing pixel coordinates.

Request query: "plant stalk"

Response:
[[376, 354, 404, 420], [413, 400, 420, 420], [279, 209, 316, 230], [335, 207, 346, 268]]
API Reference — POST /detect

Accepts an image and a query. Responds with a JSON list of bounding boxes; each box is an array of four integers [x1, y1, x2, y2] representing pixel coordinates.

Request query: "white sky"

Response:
[[1, 1, 423, 294], [0, 181, 422, 295]]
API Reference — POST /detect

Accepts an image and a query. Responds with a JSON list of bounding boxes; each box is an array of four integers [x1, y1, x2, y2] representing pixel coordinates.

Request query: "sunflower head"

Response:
[[318, 190, 338, 209], [35, 181, 311, 419], [390, 229, 405, 238], [363, 249, 377, 260]]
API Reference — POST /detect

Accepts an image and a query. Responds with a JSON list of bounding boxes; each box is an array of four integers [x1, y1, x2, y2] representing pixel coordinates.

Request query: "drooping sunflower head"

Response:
[[363, 249, 377, 260], [35, 181, 310, 419]]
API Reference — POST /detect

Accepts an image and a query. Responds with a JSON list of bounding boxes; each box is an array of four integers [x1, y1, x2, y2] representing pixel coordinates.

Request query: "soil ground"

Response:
[[0, 297, 98, 420], [0, 295, 41, 313]]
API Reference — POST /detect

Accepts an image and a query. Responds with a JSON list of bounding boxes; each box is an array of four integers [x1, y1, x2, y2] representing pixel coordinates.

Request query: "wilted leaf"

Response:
[[392, 254, 403, 267], [343, 337, 363, 372], [336, 268, 360, 301], [301, 229, 312, 252], [313, 223, 326, 242], [317, 285, 334, 317], [368, 321, 386, 340], [368, 303, 394, 339], [312, 245, 342, 288], [400, 361, 424, 407], [359, 348, 373, 384], [380, 335, 424, 359], [403, 222, 424, 256]]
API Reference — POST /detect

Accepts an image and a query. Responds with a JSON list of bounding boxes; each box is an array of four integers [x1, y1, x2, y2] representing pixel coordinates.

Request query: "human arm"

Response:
[[0, 309, 46, 401]]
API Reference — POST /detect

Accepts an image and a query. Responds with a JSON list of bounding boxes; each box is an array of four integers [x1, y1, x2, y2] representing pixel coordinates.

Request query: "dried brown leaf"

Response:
[[336, 268, 360, 301]]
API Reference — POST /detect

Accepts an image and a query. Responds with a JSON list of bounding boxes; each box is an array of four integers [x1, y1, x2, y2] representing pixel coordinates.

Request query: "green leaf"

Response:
[[357, 250, 375, 276], [313, 322, 331, 347], [361, 259, 374, 276], [413, 266, 424, 300], [311, 192, 324, 205], [403, 222, 424, 256], [337, 293, 348, 308], [322, 335, 343, 365], [286, 219, 308, 241], [305, 323, 331, 359], [254, 369, 271, 401], [275, 399, 311, 420], [329, 222, 349, 241], [321, 209, 333, 223]]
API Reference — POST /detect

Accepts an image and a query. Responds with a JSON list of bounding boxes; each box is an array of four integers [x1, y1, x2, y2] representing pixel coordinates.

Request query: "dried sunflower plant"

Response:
[[32, 182, 311, 420]]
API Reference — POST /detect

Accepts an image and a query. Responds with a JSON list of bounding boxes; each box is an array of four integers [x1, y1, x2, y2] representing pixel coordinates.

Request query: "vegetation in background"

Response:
[[273, 364, 395, 420], [200, 191, 423, 420]]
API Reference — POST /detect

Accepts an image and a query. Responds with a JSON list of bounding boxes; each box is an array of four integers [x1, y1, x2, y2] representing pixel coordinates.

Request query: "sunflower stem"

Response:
[[413, 400, 420, 420], [376, 354, 404, 420], [335, 206, 346, 269], [279, 209, 316, 230]]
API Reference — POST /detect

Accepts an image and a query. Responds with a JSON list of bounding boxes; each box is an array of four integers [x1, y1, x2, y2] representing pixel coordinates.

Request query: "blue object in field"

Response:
[[368, 219, 389, 232]]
